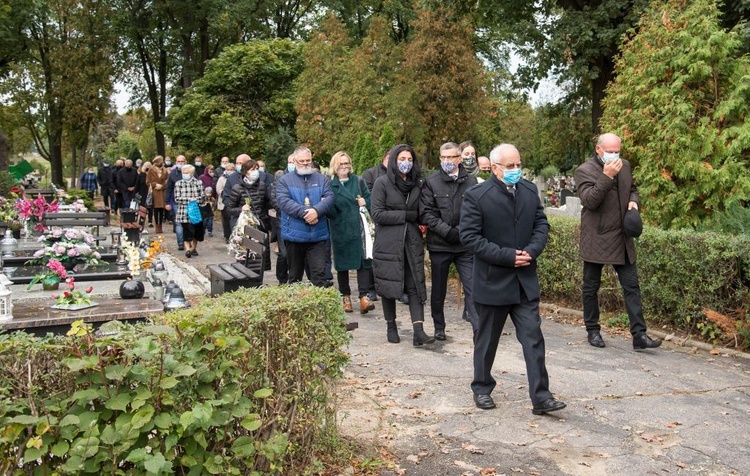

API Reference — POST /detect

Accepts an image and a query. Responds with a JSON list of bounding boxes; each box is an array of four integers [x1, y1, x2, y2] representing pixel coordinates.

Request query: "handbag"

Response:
[[187, 200, 203, 224], [145, 190, 153, 207]]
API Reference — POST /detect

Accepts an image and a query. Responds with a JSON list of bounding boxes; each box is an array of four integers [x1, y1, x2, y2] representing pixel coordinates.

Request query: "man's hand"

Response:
[[514, 250, 532, 267], [603, 158, 622, 178], [628, 201, 638, 210], [165, 204, 171, 211], [127, 186, 135, 191], [242, 204, 250, 211], [303, 208, 319, 225]]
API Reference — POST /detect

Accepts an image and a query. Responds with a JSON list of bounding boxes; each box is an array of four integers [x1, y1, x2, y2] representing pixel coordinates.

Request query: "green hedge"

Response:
[[0, 285, 350, 475], [539, 217, 750, 349]]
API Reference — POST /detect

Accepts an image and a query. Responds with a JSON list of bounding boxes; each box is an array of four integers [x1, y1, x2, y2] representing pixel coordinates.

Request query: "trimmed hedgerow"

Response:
[[0, 285, 350, 475], [539, 216, 750, 349]]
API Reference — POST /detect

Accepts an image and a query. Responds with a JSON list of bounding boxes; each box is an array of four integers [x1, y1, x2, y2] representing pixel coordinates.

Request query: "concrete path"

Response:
[[122, 223, 750, 475]]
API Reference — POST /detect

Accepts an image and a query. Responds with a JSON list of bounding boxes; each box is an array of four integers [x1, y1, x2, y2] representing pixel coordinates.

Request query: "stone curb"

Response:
[[540, 302, 750, 360]]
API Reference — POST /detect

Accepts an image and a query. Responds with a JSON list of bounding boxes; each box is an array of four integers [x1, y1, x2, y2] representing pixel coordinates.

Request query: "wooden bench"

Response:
[[208, 225, 266, 296], [42, 211, 109, 238]]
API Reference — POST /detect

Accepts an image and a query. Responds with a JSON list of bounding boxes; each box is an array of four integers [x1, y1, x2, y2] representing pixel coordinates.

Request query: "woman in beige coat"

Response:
[[146, 155, 169, 234]]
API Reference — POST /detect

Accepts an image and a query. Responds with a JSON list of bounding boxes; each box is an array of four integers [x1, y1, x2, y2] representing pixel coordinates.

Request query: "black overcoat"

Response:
[[459, 174, 549, 306]]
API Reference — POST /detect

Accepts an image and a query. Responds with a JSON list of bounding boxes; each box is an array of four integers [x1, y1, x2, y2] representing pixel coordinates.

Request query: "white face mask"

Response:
[[601, 152, 619, 163], [249, 170, 260, 182]]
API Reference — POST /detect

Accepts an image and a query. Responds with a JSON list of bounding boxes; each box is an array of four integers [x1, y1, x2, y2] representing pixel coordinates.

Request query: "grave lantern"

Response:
[[0, 280, 12, 322]]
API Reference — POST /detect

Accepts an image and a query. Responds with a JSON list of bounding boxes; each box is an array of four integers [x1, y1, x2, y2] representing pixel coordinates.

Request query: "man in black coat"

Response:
[[459, 143, 565, 415], [116, 159, 138, 209], [97, 161, 113, 209], [420, 142, 478, 340]]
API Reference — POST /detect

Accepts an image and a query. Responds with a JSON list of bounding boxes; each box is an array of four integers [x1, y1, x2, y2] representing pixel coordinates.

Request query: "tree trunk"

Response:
[[71, 144, 77, 188], [591, 57, 615, 135], [0, 128, 8, 171]]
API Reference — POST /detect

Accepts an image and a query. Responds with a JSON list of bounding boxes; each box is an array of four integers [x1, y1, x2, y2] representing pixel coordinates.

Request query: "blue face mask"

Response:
[[441, 161, 457, 174], [502, 168, 522, 185], [176, 163, 184, 169], [602, 152, 619, 163], [397, 160, 413, 174], [181, 174, 191, 181], [287, 164, 295, 173]]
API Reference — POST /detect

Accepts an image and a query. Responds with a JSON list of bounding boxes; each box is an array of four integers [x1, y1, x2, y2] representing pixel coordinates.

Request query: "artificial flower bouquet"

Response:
[[28, 228, 103, 266], [227, 198, 261, 261], [14, 193, 59, 232], [51, 278, 94, 306], [121, 236, 164, 275], [27, 259, 69, 289]]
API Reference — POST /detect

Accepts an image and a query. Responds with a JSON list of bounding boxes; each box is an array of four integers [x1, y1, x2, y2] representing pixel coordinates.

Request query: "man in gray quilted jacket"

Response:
[[575, 132, 661, 351]]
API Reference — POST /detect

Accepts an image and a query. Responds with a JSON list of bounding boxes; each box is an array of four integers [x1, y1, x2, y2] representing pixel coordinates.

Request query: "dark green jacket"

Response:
[[328, 174, 372, 271]]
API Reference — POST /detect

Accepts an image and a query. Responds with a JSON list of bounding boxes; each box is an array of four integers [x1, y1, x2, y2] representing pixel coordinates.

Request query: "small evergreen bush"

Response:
[[539, 216, 750, 349], [0, 285, 350, 474]]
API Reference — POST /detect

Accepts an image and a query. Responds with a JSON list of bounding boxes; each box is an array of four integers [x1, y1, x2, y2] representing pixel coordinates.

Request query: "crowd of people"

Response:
[[82, 133, 662, 414]]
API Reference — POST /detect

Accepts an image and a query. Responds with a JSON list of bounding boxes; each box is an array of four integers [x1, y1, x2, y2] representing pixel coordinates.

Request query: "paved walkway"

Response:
[[153, 223, 750, 475]]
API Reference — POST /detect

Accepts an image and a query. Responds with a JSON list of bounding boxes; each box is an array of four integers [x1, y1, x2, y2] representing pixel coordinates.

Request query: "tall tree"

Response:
[[397, 6, 489, 166], [601, 0, 750, 229], [164, 39, 302, 160]]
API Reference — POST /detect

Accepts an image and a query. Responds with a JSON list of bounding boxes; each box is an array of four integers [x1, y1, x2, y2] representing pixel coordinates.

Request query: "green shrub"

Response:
[[0, 285, 350, 474], [539, 216, 750, 349], [0, 170, 17, 197], [64, 189, 95, 211]]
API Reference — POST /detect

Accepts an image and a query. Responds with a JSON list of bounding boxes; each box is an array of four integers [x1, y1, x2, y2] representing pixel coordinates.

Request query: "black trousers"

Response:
[[472, 295, 553, 405], [429, 250, 478, 332], [381, 259, 424, 324], [337, 268, 373, 297], [582, 261, 647, 337], [153, 208, 165, 226], [113, 192, 122, 213], [285, 240, 328, 287], [221, 208, 232, 241], [100, 186, 111, 208]]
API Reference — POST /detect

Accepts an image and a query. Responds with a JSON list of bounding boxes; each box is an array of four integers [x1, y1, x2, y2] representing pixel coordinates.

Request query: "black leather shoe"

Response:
[[473, 394, 496, 410], [413, 328, 435, 346], [368, 291, 379, 302], [434, 330, 446, 341], [387, 328, 400, 344], [462, 310, 471, 322], [532, 398, 566, 415], [587, 331, 606, 348], [633, 334, 662, 350]]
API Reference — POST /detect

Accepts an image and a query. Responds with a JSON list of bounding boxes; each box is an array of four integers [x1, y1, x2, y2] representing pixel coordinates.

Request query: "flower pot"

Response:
[[42, 282, 60, 291], [119, 279, 145, 299]]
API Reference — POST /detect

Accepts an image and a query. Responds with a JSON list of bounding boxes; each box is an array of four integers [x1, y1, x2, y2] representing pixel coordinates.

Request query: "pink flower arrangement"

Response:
[[14, 194, 59, 231], [27, 259, 69, 289]]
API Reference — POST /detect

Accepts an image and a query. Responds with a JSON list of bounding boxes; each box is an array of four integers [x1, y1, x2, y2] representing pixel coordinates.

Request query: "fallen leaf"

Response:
[[710, 348, 720, 355], [664, 333, 675, 341], [666, 422, 681, 429], [408, 391, 423, 399], [511, 468, 524, 473], [480, 469, 498, 475], [406, 454, 419, 464], [579, 462, 591, 467], [550, 438, 565, 444], [462, 443, 485, 454], [676, 462, 688, 468]]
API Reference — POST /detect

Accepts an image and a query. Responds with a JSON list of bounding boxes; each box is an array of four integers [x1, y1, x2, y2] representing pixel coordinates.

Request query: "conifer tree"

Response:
[[601, 0, 750, 229]]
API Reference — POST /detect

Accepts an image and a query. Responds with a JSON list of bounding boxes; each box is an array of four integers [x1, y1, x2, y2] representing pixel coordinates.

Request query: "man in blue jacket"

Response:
[[460, 143, 565, 415], [275, 146, 334, 287]]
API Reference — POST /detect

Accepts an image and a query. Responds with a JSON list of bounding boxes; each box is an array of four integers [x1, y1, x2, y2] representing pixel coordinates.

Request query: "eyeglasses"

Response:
[[440, 155, 460, 160], [494, 162, 523, 170], [338, 162, 351, 167]]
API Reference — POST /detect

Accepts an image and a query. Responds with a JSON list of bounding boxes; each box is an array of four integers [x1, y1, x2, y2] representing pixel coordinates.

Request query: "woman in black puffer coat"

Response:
[[226, 160, 271, 269], [371, 144, 434, 347]]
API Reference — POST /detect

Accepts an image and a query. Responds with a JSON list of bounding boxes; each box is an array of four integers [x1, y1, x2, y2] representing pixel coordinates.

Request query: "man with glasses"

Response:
[[460, 143, 565, 415], [420, 142, 479, 340], [275, 146, 334, 286]]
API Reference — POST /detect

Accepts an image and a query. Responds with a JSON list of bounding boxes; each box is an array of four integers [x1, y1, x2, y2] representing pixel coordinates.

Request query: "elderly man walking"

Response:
[[460, 143, 565, 415], [275, 147, 334, 286]]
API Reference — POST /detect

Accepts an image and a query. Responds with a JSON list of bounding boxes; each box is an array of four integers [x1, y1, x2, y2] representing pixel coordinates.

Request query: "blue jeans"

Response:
[[204, 216, 213, 234], [170, 208, 183, 247]]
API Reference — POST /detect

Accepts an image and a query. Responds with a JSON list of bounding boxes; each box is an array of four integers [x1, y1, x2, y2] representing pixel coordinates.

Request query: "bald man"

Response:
[[575, 132, 661, 351]]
